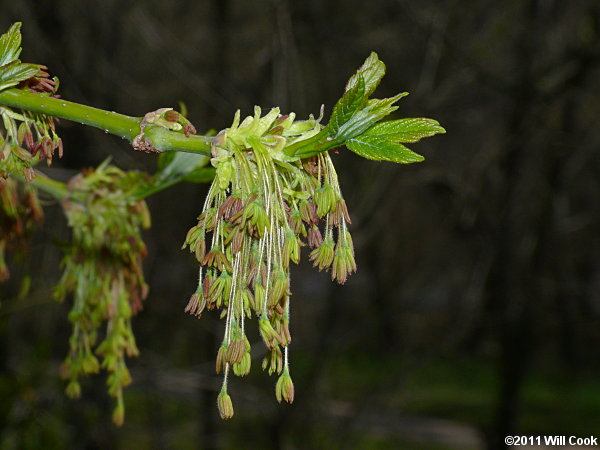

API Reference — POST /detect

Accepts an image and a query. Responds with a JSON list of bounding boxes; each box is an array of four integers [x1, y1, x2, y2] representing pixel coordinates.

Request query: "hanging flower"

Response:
[[54, 162, 151, 426], [182, 106, 354, 418]]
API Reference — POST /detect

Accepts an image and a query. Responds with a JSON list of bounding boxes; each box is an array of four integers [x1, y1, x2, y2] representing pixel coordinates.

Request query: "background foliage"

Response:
[[1, 0, 600, 449]]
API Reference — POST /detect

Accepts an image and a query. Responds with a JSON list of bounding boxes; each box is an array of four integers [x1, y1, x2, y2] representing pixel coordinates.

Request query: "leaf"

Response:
[[345, 52, 386, 97], [0, 23, 23, 67], [183, 167, 216, 183], [157, 151, 176, 171], [328, 74, 366, 136], [0, 61, 39, 91], [132, 152, 212, 200], [285, 53, 445, 161], [332, 92, 408, 142], [155, 151, 209, 183], [346, 134, 424, 164], [363, 118, 446, 143]]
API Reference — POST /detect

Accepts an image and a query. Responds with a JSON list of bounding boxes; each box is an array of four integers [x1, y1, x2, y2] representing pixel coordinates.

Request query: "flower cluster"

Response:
[[0, 105, 63, 181], [54, 163, 150, 426], [0, 177, 43, 281], [0, 67, 62, 181], [183, 107, 355, 418]]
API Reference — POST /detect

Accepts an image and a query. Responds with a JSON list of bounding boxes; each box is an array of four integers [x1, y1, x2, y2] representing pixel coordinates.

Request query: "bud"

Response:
[[332, 232, 356, 284], [226, 337, 246, 365], [328, 199, 351, 227], [216, 344, 227, 374], [299, 200, 318, 225], [184, 292, 206, 317], [287, 209, 305, 236], [217, 387, 234, 419], [218, 195, 243, 220], [307, 225, 323, 248], [275, 370, 294, 403], [259, 314, 285, 349], [242, 287, 255, 316], [314, 184, 336, 218], [263, 346, 283, 375], [112, 396, 125, 426], [268, 266, 288, 308], [254, 281, 266, 311], [233, 351, 251, 377], [209, 271, 232, 307], [202, 248, 232, 273], [282, 227, 301, 264], [65, 380, 81, 399], [309, 235, 335, 271]]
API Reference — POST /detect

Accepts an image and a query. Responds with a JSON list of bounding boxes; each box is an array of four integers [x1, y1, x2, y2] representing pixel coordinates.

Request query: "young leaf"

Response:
[[0, 23, 23, 67], [328, 74, 366, 136], [0, 61, 39, 92], [332, 92, 408, 143], [183, 167, 216, 183], [345, 117, 445, 163], [157, 151, 176, 171], [346, 135, 424, 163], [155, 152, 209, 183], [345, 52, 386, 96], [362, 118, 446, 143]]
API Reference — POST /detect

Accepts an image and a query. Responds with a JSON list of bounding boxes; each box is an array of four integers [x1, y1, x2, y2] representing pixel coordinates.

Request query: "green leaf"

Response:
[[363, 118, 446, 143], [157, 151, 176, 171], [155, 151, 209, 183], [345, 52, 386, 97], [183, 167, 216, 183], [328, 74, 366, 136], [0, 23, 23, 67], [332, 92, 408, 142], [284, 53, 445, 161], [0, 61, 40, 91], [346, 134, 424, 163]]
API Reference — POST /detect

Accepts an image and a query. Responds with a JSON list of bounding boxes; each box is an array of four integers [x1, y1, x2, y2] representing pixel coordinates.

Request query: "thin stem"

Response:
[[10, 170, 67, 200], [0, 89, 213, 155]]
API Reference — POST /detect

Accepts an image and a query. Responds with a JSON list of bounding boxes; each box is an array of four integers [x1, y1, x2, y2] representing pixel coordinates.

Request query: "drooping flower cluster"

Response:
[[0, 177, 43, 281], [54, 162, 150, 426], [182, 107, 356, 418]]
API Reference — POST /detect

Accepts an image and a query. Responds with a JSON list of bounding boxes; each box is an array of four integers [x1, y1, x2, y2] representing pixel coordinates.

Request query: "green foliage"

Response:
[[0, 23, 40, 92], [0, 62, 39, 92], [284, 52, 445, 161], [345, 118, 445, 163], [0, 23, 25, 67]]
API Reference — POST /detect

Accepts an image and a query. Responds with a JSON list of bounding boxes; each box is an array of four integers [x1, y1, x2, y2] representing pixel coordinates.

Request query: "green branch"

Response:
[[10, 169, 67, 200], [0, 89, 213, 155]]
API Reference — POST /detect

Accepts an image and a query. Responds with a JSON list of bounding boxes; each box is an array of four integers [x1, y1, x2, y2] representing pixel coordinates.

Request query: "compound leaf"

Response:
[[0, 22, 23, 67], [345, 52, 386, 97], [346, 134, 425, 163], [0, 61, 39, 91], [363, 118, 446, 143]]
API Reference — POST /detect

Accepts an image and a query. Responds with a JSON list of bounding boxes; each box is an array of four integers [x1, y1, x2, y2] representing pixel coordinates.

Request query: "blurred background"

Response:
[[1, 0, 600, 449]]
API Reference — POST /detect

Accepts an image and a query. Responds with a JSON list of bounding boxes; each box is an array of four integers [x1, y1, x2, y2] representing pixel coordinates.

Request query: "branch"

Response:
[[0, 89, 213, 155], [9, 169, 67, 200]]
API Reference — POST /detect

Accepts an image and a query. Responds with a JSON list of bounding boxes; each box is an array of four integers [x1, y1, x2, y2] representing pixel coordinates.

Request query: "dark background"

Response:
[[1, 1, 600, 449]]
